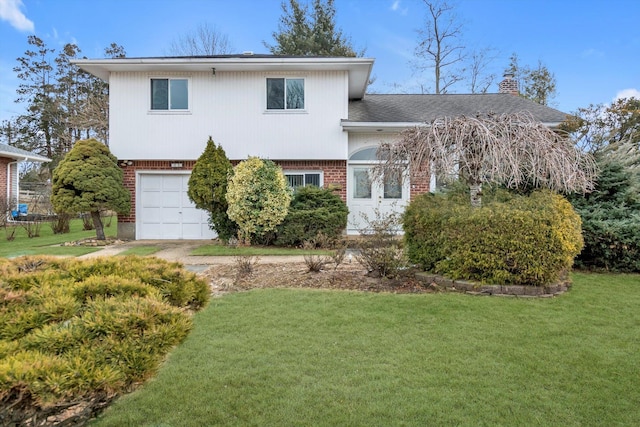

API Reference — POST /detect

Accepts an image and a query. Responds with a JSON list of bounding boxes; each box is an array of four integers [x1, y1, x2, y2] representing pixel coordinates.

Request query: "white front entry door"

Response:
[[138, 173, 216, 240], [347, 165, 409, 234]]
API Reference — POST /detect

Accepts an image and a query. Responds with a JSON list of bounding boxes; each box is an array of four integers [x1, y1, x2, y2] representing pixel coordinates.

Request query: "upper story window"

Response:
[[267, 78, 305, 110], [151, 78, 188, 110]]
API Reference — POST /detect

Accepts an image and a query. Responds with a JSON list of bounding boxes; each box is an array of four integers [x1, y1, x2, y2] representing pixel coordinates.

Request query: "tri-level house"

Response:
[[74, 54, 568, 240]]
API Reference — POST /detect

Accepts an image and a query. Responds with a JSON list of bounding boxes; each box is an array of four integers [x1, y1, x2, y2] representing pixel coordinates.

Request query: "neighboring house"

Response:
[[73, 55, 568, 240], [0, 143, 51, 218]]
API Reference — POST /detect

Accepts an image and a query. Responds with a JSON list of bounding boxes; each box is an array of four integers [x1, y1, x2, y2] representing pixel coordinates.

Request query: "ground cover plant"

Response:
[[0, 256, 209, 425], [0, 217, 117, 258], [91, 272, 640, 426]]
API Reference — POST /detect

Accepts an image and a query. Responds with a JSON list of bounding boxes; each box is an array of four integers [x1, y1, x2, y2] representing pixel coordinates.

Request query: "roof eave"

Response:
[[0, 151, 51, 162], [341, 121, 426, 132], [71, 56, 375, 99]]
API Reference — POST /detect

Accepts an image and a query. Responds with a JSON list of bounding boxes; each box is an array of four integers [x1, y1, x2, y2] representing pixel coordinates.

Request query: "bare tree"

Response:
[[167, 23, 234, 56], [467, 47, 498, 94], [376, 112, 597, 207], [414, 0, 466, 94]]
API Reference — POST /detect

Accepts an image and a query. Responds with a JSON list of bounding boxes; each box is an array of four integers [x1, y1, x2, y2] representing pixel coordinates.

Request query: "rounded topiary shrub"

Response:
[[275, 186, 348, 247], [404, 190, 583, 286], [226, 157, 291, 244]]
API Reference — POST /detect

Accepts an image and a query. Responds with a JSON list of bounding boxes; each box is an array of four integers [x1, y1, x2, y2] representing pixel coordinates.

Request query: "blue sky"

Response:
[[0, 0, 638, 124]]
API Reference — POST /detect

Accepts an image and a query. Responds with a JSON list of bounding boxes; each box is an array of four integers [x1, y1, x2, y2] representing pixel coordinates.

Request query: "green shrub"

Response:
[[569, 160, 640, 272], [404, 190, 583, 286], [187, 137, 238, 242], [275, 186, 348, 247], [226, 157, 291, 244], [0, 255, 208, 423]]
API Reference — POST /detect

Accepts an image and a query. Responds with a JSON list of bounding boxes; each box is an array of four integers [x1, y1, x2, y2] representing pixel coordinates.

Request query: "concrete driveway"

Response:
[[79, 240, 308, 266]]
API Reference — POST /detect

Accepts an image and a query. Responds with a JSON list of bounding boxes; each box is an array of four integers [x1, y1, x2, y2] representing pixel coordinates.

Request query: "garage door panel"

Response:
[[142, 175, 164, 190], [161, 223, 182, 240], [182, 223, 204, 240], [181, 206, 202, 223], [162, 175, 183, 190], [142, 207, 162, 223], [139, 173, 216, 240], [161, 207, 182, 223], [140, 191, 162, 208], [139, 224, 162, 240]]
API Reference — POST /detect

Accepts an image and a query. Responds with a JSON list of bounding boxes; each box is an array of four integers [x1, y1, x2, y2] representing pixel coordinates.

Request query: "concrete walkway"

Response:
[[78, 240, 309, 265]]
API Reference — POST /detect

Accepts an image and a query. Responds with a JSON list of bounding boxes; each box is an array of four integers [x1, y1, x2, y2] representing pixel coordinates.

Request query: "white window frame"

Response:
[[284, 170, 323, 190], [149, 77, 191, 113], [265, 77, 306, 112]]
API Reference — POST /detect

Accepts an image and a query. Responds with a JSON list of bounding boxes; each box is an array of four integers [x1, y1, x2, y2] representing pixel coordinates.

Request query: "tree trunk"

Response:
[[469, 183, 482, 208], [91, 210, 105, 240]]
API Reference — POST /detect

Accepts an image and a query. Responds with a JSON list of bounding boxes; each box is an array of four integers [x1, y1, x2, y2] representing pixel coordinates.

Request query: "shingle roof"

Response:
[[348, 94, 569, 124], [0, 143, 50, 162]]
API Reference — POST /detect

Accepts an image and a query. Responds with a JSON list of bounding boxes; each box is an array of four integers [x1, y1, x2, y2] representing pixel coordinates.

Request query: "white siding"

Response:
[[109, 70, 349, 161], [9, 162, 18, 206], [348, 133, 401, 157]]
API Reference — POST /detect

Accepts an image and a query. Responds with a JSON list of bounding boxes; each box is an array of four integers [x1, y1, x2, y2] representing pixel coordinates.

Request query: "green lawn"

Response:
[[191, 243, 333, 256], [0, 217, 116, 258], [92, 272, 640, 426]]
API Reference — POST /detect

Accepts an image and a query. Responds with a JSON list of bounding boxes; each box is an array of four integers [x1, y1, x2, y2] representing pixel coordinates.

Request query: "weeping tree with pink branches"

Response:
[[377, 111, 597, 207]]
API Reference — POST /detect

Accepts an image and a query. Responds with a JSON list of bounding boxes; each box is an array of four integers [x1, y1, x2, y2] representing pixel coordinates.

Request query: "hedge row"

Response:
[[404, 190, 583, 286]]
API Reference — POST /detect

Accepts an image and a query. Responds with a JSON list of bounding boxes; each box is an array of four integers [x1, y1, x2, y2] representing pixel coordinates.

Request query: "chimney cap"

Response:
[[503, 72, 514, 79]]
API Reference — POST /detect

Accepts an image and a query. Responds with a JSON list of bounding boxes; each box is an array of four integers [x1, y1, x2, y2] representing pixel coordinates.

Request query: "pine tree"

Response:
[[569, 158, 640, 271], [265, 0, 360, 56], [51, 139, 130, 240]]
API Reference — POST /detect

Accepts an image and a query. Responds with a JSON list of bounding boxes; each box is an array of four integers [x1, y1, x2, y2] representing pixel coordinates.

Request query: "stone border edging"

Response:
[[414, 272, 571, 298]]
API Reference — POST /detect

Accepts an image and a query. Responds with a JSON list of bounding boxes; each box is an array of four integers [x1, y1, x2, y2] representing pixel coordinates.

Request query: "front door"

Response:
[[347, 165, 409, 234]]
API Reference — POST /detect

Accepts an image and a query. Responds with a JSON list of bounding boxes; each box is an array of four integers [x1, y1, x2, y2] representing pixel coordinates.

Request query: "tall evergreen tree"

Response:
[[265, 0, 361, 56], [13, 35, 63, 158], [187, 137, 238, 241]]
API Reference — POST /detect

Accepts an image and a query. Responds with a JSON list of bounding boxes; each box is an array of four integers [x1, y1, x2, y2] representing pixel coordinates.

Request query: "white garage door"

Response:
[[138, 173, 216, 240]]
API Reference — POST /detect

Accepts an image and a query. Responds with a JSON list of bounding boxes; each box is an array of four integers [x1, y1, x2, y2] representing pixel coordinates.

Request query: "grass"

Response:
[[0, 217, 116, 258], [92, 272, 640, 426], [191, 243, 333, 256]]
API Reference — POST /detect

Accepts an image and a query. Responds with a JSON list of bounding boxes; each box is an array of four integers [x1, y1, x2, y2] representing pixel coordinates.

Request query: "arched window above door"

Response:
[[349, 147, 379, 161]]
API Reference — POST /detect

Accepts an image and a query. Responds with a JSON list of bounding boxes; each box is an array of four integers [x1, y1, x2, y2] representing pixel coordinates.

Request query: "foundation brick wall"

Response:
[[277, 160, 347, 201], [118, 159, 347, 225]]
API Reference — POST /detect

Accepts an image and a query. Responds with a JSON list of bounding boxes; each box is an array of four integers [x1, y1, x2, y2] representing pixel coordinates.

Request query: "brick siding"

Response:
[[119, 159, 347, 224], [0, 157, 9, 201]]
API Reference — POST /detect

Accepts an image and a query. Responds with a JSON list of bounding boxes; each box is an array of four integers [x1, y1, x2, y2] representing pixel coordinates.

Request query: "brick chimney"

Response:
[[499, 73, 519, 95]]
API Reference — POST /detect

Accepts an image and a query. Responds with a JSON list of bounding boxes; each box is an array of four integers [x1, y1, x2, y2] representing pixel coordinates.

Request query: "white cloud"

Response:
[[614, 88, 640, 101], [0, 0, 34, 32], [390, 0, 408, 15]]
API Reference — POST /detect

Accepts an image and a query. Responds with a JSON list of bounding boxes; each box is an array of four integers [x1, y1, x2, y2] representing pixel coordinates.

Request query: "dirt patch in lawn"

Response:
[[201, 260, 435, 296]]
